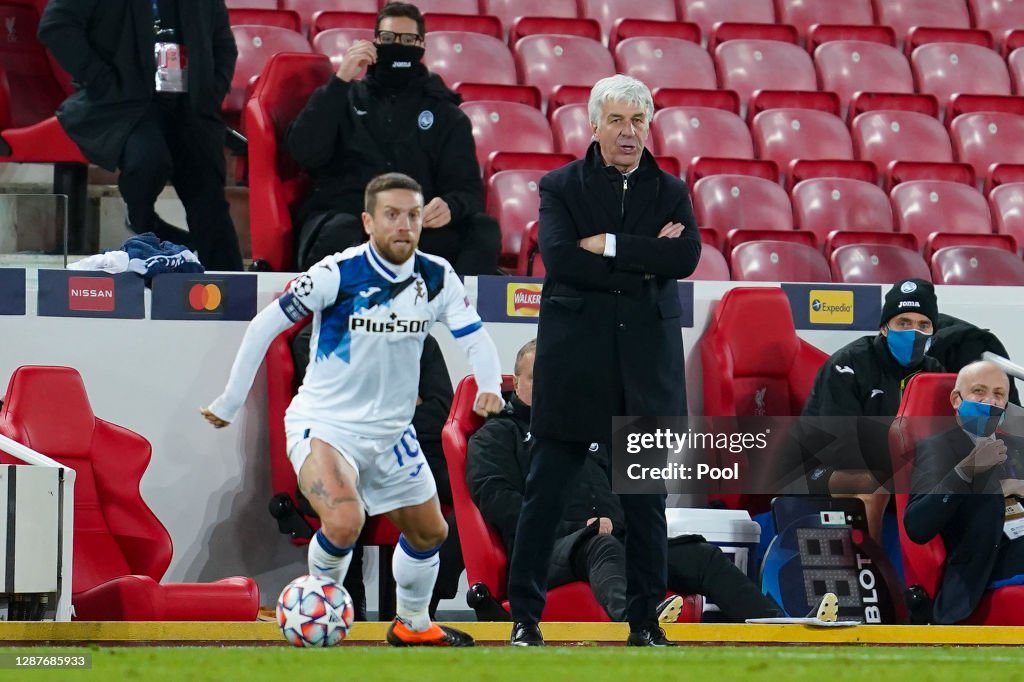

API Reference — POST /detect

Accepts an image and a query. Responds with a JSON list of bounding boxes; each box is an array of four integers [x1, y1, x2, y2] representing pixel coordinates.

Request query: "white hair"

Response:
[[587, 74, 654, 127]]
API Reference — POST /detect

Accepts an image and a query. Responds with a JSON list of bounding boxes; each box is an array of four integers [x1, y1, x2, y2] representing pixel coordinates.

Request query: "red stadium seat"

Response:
[[950, 112, 1024, 191], [651, 106, 754, 170], [282, 0, 377, 34], [425, 31, 517, 88], [889, 373, 1024, 624], [807, 24, 898, 51], [226, 0, 278, 7], [824, 229, 918, 256], [513, 34, 615, 104], [424, 13, 503, 39], [873, 0, 972, 43], [925, 231, 1016, 259], [313, 28, 375, 71], [614, 37, 716, 90], [679, 0, 776, 37], [481, 0, 579, 35], [707, 22, 799, 50], [0, 366, 259, 621], [485, 151, 574, 176], [310, 10, 377, 38], [228, 9, 303, 32], [746, 90, 840, 127], [246, 53, 334, 272], [791, 177, 894, 244], [686, 158, 778, 189], [685, 244, 731, 280], [891, 180, 994, 247], [910, 42, 1011, 117], [227, 25, 313, 118], [751, 108, 854, 179], [725, 228, 816, 254], [516, 220, 545, 276], [608, 18, 701, 52], [969, 0, 1024, 52], [730, 240, 832, 281], [509, 17, 603, 46], [714, 39, 817, 109], [776, 0, 875, 42], [550, 103, 593, 158], [412, 0, 482, 14], [814, 41, 915, 119], [830, 243, 931, 283], [698, 286, 828, 510], [652, 88, 740, 112], [851, 109, 955, 187], [933, 245, 1024, 285], [692, 174, 794, 234], [460, 101, 554, 170], [579, 0, 678, 41], [442, 375, 705, 621], [788, 159, 878, 188], [990, 182, 1024, 247], [486, 169, 544, 267], [454, 83, 542, 108]]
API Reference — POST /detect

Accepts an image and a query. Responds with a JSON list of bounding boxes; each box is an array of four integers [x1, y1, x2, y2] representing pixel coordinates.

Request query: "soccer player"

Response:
[[201, 172, 502, 646]]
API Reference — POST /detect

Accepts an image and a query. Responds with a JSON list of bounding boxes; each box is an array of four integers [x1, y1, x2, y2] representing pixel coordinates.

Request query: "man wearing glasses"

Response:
[[287, 1, 500, 276]]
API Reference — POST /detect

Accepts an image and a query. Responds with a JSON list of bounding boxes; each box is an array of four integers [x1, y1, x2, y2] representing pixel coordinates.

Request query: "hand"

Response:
[[587, 517, 613, 535], [658, 222, 685, 238], [336, 40, 377, 82], [473, 392, 503, 418], [1001, 478, 1024, 498], [957, 438, 1008, 480], [578, 233, 607, 254], [200, 406, 230, 429], [422, 197, 451, 228]]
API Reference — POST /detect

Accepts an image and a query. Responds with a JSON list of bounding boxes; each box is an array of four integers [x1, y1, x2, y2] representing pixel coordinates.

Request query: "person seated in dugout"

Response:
[[466, 339, 785, 623]]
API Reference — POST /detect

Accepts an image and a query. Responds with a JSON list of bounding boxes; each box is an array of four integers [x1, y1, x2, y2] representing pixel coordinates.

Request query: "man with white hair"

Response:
[[506, 75, 701, 646], [904, 360, 1024, 623]]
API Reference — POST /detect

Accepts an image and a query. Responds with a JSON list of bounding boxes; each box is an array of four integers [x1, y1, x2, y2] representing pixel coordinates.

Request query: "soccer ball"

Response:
[[276, 575, 355, 647]]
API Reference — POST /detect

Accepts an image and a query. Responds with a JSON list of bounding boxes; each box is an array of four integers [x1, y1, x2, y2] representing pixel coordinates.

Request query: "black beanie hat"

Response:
[[880, 278, 938, 329]]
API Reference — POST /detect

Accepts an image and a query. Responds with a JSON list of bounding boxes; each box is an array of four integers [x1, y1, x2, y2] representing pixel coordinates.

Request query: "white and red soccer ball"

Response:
[[276, 575, 355, 647]]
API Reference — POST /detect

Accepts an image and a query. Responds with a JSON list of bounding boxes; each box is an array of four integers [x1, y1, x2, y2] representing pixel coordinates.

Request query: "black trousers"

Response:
[[118, 95, 243, 271], [297, 210, 501, 275], [508, 437, 668, 630], [548, 533, 783, 622]]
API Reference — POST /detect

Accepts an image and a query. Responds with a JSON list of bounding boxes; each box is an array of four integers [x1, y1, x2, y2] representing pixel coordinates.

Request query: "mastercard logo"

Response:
[[188, 283, 223, 311]]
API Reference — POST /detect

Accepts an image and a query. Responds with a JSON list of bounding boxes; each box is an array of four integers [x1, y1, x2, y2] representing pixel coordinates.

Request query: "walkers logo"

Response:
[[37, 271, 144, 318], [506, 282, 542, 317], [0, 268, 25, 315], [151, 274, 257, 321], [809, 289, 854, 325], [68, 276, 115, 312]]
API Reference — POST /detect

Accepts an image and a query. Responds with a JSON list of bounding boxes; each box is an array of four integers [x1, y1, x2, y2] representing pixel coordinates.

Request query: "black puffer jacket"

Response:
[[287, 66, 484, 224], [928, 313, 1019, 404]]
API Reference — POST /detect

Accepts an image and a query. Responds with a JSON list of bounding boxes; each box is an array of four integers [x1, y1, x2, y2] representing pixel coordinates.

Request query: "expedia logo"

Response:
[[507, 282, 542, 317], [809, 290, 854, 324], [68, 276, 115, 312], [188, 283, 223, 311], [349, 313, 429, 334]]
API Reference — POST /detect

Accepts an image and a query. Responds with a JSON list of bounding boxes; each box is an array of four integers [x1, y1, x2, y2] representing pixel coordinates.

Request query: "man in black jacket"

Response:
[[800, 279, 945, 544], [39, 0, 243, 271], [904, 360, 1024, 623], [506, 75, 701, 648], [286, 2, 499, 274], [468, 341, 784, 625]]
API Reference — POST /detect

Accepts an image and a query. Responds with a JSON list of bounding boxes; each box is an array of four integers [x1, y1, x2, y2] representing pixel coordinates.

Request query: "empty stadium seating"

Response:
[[579, 0, 677, 42], [514, 34, 615, 104], [950, 111, 1024, 190], [776, 0, 875, 42], [460, 101, 554, 170], [685, 244, 731, 280], [791, 177, 895, 244], [814, 41, 915, 118], [969, 0, 1024, 52], [486, 169, 544, 266], [752, 108, 854, 178], [228, 25, 313, 119], [851, 109, 956, 186], [715, 39, 817, 109], [651, 106, 754, 169], [614, 37, 716, 90], [830, 243, 931, 283], [680, 0, 776, 37], [890, 179, 994, 247], [550, 103, 593, 158], [482, 0, 578, 35], [425, 31, 517, 87], [932, 244, 1024, 285], [910, 42, 1012, 116], [989, 182, 1024, 247], [692, 174, 794, 234], [730, 240, 831, 282], [874, 0, 972, 43]]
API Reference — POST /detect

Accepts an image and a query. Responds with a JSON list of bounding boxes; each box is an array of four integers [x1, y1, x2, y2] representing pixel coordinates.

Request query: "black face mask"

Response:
[[369, 43, 425, 89]]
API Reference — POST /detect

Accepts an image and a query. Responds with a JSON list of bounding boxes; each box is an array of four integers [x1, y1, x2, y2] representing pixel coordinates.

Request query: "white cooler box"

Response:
[[665, 508, 761, 582]]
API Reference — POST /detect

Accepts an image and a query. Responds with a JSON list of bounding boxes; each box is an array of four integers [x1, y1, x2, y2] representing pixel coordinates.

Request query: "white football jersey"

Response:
[[278, 243, 482, 439]]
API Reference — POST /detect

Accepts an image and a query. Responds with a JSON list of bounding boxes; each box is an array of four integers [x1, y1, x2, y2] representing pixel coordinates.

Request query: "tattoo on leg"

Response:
[[302, 478, 358, 511]]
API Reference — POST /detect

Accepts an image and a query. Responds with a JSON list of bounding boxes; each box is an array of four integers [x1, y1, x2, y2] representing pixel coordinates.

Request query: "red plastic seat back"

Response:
[[486, 169, 544, 261], [481, 0, 579, 35], [0, 2, 69, 129], [910, 42, 1011, 113], [989, 182, 1024, 246], [0, 366, 173, 594], [513, 34, 615, 103], [228, 25, 314, 114], [651, 106, 754, 169], [442, 375, 515, 599], [814, 41, 915, 114], [932, 245, 1024, 285], [246, 52, 335, 271], [579, 0, 677, 40], [714, 39, 817, 107], [752, 108, 854, 174], [615, 37, 716, 91], [890, 180, 992, 247], [852, 109, 953, 172], [425, 31, 516, 88], [830, 243, 931, 283], [281, 0, 376, 33], [313, 28, 375, 70], [792, 177, 894, 243], [685, 244, 730, 280], [874, 0, 971, 41], [950, 112, 1024, 187], [777, 0, 875, 41], [460, 100, 554, 169], [730, 240, 832, 282], [680, 0, 776, 36], [693, 174, 794, 233], [550, 103, 593, 158]]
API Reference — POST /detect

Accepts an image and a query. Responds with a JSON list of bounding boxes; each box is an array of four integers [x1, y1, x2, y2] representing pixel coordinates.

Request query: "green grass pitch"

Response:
[[0, 646, 1022, 681]]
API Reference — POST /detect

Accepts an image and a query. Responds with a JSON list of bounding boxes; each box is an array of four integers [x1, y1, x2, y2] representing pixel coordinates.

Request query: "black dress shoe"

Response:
[[511, 621, 544, 647], [626, 626, 675, 647]]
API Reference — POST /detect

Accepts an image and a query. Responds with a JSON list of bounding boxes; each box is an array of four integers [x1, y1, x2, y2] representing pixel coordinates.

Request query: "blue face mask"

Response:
[[885, 328, 931, 367], [957, 398, 1006, 438]]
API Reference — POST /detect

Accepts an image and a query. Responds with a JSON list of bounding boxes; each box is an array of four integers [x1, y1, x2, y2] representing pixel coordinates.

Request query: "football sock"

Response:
[[393, 534, 441, 632], [308, 528, 354, 585]]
